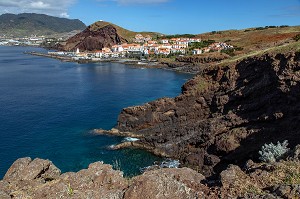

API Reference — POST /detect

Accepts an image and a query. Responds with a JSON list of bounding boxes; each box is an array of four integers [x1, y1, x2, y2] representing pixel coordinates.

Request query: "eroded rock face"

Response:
[[0, 158, 210, 199], [0, 158, 128, 198], [124, 168, 206, 199], [2, 146, 300, 198], [60, 24, 127, 51], [116, 52, 300, 176], [4, 157, 61, 182]]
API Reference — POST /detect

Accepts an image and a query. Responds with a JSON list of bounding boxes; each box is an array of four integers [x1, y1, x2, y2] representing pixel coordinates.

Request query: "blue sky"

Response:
[[0, 0, 299, 34]]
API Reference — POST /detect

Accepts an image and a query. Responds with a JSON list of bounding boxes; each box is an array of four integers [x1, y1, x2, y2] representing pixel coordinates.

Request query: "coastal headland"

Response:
[[1, 17, 300, 198], [95, 48, 300, 177]]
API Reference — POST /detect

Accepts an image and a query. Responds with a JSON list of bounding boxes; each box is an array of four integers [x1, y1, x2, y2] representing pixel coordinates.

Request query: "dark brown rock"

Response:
[[1, 158, 212, 199], [2, 151, 300, 198], [113, 52, 300, 177], [271, 184, 300, 199], [124, 167, 206, 199], [60, 23, 127, 51], [3, 157, 60, 182], [0, 158, 129, 199]]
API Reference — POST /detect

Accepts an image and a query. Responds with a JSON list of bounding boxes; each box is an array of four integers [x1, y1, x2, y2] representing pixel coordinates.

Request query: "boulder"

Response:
[[124, 167, 206, 199]]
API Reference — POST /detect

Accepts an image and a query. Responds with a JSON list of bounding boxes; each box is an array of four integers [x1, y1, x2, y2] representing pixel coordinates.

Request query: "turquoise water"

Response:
[[0, 46, 193, 178]]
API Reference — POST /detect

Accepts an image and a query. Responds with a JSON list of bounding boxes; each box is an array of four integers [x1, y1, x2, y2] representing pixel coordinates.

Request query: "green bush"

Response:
[[293, 34, 300, 41], [158, 34, 196, 39], [189, 40, 215, 50], [259, 140, 290, 163], [234, 47, 244, 51], [221, 48, 235, 56]]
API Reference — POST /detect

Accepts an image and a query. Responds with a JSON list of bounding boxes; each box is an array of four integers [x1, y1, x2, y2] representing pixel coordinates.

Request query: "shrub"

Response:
[[259, 140, 290, 163], [293, 34, 300, 41], [221, 48, 235, 56], [234, 47, 244, 51]]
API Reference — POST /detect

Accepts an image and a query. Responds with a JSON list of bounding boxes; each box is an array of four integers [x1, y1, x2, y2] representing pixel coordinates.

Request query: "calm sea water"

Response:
[[0, 46, 192, 178]]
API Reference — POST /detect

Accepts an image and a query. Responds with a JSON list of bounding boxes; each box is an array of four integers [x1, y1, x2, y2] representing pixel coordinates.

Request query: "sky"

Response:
[[0, 0, 299, 34]]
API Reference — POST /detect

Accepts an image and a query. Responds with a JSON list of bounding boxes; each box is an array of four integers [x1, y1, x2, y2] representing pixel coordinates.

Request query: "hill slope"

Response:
[[0, 13, 86, 37], [60, 23, 127, 51], [198, 25, 300, 59], [60, 20, 161, 51]]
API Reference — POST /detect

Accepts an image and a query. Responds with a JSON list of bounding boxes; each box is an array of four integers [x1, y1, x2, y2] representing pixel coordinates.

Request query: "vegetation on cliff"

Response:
[[158, 25, 300, 73]]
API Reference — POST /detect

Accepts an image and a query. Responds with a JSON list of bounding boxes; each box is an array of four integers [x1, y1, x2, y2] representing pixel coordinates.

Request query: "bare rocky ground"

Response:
[[1, 144, 300, 198]]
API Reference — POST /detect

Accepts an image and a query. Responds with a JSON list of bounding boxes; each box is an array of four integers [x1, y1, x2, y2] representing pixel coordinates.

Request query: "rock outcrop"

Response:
[[60, 23, 127, 51], [2, 145, 300, 198], [0, 158, 206, 199], [114, 51, 300, 176]]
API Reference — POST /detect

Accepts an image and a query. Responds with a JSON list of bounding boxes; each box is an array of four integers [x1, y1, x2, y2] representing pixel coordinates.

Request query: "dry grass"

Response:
[[218, 41, 300, 66], [197, 26, 300, 63]]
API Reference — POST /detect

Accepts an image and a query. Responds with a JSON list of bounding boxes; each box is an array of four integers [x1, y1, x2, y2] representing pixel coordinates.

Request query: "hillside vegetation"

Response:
[[167, 25, 300, 69], [199, 25, 300, 63], [0, 13, 86, 37]]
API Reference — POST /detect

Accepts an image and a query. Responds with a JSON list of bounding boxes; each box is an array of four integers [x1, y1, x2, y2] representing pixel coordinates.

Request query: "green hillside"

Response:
[[0, 13, 86, 37]]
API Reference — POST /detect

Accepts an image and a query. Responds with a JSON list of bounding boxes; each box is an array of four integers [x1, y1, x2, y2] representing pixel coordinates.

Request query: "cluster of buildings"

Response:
[[51, 36, 204, 60], [0, 36, 48, 46], [47, 34, 234, 61], [192, 42, 234, 55]]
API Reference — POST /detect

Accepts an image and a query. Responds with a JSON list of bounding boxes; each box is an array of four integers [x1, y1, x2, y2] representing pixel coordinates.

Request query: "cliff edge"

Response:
[[2, 145, 300, 198], [113, 51, 300, 176]]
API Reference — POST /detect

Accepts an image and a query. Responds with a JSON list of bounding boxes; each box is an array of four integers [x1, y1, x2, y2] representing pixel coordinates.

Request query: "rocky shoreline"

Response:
[[26, 51, 203, 74], [95, 51, 300, 178], [2, 144, 300, 198]]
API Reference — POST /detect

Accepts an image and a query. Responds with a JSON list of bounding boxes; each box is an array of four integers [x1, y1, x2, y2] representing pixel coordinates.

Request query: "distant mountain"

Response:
[[0, 13, 86, 37], [59, 21, 161, 51]]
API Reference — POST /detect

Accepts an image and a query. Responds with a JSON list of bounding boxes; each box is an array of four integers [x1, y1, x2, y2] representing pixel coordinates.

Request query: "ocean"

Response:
[[0, 46, 193, 178]]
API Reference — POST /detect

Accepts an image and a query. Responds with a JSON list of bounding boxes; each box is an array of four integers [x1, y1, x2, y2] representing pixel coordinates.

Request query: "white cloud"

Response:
[[0, 0, 75, 18], [29, 1, 51, 9], [60, 12, 70, 18]]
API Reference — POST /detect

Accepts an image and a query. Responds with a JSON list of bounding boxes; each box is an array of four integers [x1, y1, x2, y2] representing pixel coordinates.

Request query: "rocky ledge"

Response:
[[2, 145, 300, 198], [99, 51, 300, 177]]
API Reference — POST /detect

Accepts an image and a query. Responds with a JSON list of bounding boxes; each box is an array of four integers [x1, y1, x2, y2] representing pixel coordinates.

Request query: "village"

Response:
[[0, 36, 47, 46], [48, 34, 234, 61]]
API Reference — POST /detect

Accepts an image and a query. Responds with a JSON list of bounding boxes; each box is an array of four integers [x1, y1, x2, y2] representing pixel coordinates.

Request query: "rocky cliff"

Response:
[[2, 145, 300, 198], [113, 51, 300, 176], [60, 23, 127, 51]]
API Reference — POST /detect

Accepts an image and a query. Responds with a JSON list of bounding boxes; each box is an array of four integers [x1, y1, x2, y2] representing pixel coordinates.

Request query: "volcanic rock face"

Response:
[[3, 147, 300, 198], [0, 158, 206, 199], [61, 24, 127, 51], [116, 52, 300, 176]]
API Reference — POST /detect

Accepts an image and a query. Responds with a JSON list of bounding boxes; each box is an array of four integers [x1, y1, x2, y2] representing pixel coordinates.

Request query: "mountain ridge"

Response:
[[0, 13, 86, 37]]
